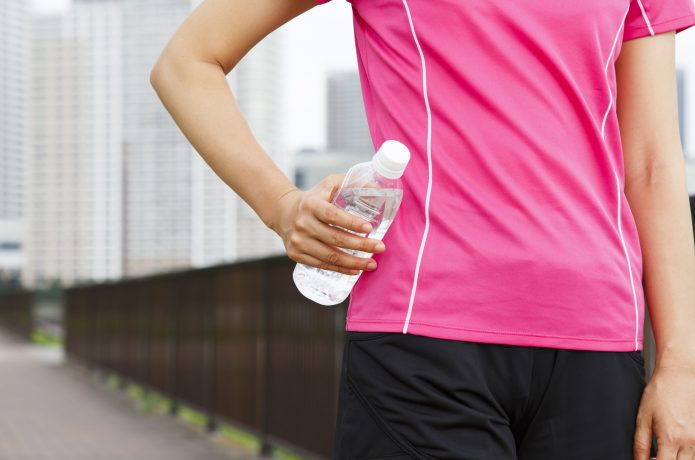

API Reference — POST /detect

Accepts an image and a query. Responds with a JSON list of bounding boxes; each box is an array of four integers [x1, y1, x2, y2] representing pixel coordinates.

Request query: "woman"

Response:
[[150, 0, 695, 458]]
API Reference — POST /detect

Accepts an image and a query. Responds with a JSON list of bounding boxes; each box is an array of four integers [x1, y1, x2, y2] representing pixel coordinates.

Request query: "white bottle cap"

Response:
[[372, 140, 410, 179]]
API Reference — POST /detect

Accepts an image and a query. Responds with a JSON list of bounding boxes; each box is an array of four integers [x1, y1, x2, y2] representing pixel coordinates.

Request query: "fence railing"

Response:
[[0, 290, 34, 340], [40, 192, 695, 458], [64, 254, 346, 459]]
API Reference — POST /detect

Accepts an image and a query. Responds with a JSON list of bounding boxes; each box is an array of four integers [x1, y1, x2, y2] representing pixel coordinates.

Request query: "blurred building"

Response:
[[117, 0, 195, 276], [82, 0, 288, 274], [326, 69, 372, 151], [293, 69, 374, 192], [0, 0, 27, 286], [23, 0, 288, 285], [294, 147, 373, 191], [24, 3, 124, 288]]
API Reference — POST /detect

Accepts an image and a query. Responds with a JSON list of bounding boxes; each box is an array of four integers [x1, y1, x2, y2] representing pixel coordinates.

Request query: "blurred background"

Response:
[[0, 1, 694, 459], [1, 0, 374, 290]]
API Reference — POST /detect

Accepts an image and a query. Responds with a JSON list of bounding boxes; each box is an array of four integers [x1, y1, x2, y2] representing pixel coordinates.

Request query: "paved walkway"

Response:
[[0, 329, 267, 460]]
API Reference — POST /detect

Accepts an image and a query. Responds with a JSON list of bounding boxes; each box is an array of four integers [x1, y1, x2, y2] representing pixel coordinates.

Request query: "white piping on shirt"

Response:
[[600, 4, 630, 139], [635, 0, 655, 36], [400, 0, 433, 334], [603, 3, 641, 351], [614, 170, 641, 352]]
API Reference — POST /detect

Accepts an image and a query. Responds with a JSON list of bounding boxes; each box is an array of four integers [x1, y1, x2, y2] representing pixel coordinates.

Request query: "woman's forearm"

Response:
[[150, 55, 298, 232], [625, 159, 695, 367]]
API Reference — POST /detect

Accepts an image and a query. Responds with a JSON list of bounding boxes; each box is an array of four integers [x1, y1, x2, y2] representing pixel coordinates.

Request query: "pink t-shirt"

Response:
[[315, 0, 695, 352]]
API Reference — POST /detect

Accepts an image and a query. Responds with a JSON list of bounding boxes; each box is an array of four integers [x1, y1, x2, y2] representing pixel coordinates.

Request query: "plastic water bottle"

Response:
[[293, 139, 410, 306]]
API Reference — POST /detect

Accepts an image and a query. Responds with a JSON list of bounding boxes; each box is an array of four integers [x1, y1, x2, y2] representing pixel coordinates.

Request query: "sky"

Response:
[[29, 0, 695, 159]]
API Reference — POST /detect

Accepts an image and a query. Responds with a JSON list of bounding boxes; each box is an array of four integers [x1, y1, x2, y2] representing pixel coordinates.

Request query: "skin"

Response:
[[616, 32, 695, 460], [150, 0, 695, 458]]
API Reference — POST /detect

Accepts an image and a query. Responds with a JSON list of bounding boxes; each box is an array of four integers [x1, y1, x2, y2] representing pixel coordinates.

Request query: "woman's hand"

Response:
[[633, 356, 695, 460], [269, 174, 386, 276]]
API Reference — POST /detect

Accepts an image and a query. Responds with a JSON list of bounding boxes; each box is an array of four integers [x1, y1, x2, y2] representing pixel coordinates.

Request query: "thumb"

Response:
[[633, 411, 653, 460], [319, 173, 347, 203]]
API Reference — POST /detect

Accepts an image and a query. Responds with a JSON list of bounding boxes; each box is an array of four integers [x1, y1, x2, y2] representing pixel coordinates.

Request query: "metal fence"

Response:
[[0, 290, 34, 340], [64, 255, 346, 459], [53, 193, 695, 458]]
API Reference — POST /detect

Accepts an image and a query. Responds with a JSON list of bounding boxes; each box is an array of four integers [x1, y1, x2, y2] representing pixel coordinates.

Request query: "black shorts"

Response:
[[333, 331, 657, 460]]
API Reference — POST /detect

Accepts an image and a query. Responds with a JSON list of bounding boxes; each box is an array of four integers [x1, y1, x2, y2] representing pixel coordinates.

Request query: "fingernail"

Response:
[[375, 242, 385, 251], [367, 261, 377, 270], [362, 223, 373, 232]]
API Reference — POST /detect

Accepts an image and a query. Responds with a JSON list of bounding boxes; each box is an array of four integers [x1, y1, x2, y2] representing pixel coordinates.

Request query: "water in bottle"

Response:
[[293, 139, 410, 306]]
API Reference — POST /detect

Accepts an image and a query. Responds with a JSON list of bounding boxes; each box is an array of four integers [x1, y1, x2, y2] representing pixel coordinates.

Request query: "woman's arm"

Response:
[[149, 0, 316, 229], [615, 31, 695, 366], [149, 0, 384, 275], [615, 31, 695, 459]]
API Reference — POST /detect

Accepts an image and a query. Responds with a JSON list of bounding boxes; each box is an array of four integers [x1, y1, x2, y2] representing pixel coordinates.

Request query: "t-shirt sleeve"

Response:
[[315, 0, 333, 4], [623, 0, 695, 41]]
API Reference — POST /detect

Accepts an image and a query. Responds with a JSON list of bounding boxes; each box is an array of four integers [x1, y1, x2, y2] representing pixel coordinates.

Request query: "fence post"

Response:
[[206, 271, 218, 433], [169, 276, 179, 417], [258, 260, 273, 457]]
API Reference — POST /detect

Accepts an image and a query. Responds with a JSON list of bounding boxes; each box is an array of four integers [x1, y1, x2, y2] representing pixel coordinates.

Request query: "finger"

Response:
[[312, 200, 373, 234], [634, 414, 654, 460], [310, 219, 385, 254], [318, 173, 347, 203], [293, 252, 361, 276], [303, 237, 377, 272], [656, 442, 679, 460]]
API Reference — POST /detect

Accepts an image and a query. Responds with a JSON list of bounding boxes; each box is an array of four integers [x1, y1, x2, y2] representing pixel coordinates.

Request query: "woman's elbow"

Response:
[[150, 51, 226, 95], [149, 53, 172, 93], [149, 52, 191, 101]]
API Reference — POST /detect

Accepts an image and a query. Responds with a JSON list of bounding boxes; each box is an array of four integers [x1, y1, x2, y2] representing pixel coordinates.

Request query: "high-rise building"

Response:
[[24, 4, 124, 287], [97, 0, 287, 274], [117, 0, 194, 276], [293, 147, 373, 192], [74, 0, 286, 274], [0, 0, 26, 286], [326, 70, 372, 152], [22, 0, 287, 285]]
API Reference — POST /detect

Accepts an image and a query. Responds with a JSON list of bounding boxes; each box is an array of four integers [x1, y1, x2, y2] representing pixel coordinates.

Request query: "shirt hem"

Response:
[[346, 318, 643, 352]]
